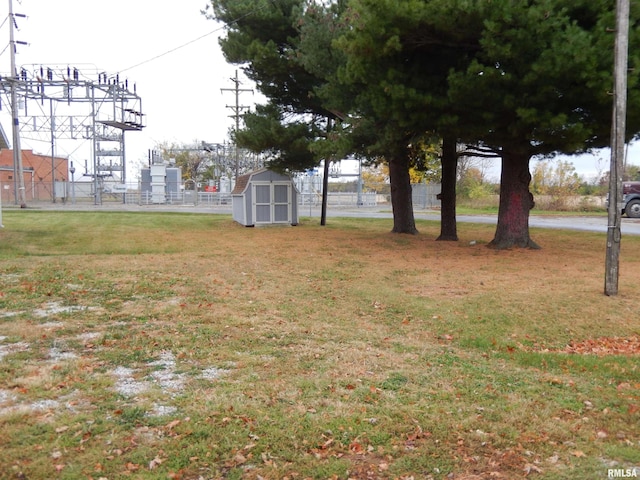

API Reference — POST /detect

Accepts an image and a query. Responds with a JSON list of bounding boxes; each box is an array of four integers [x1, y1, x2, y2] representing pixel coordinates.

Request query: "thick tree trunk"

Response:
[[488, 151, 540, 249], [388, 154, 418, 234], [437, 134, 458, 241]]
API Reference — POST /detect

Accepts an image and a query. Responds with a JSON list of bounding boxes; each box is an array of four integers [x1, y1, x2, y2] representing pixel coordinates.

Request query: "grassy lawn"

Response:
[[454, 206, 608, 216], [0, 210, 638, 479]]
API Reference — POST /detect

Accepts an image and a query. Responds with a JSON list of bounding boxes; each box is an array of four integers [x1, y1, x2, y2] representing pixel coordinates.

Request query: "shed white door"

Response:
[[253, 182, 291, 224]]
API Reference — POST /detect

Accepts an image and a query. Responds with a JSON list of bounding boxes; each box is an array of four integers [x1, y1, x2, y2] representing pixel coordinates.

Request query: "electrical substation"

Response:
[[0, 1, 265, 209], [0, 2, 437, 214], [0, 65, 144, 205], [0, 0, 145, 207]]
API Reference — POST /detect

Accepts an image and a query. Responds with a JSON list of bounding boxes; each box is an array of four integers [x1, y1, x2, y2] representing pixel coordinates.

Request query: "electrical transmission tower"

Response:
[[221, 69, 252, 180], [0, 67, 144, 205], [1, 0, 144, 205], [201, 141, 264, 180]]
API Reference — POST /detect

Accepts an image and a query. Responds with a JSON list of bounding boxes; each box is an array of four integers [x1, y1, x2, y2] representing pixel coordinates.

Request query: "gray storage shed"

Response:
[[232, 168, 299, 226]]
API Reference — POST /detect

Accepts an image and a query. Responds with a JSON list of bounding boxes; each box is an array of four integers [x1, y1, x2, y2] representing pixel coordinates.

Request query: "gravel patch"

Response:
[[0, 342, 30, 361], [112, 366, 149, 397]]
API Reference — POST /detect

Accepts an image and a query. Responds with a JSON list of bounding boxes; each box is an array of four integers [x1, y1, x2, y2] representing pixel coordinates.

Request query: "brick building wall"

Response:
[[0, 150, 69, 203]]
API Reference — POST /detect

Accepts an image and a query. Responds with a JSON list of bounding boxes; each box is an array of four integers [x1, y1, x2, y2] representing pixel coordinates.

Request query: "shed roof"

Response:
[[231, 172, 252, 195], [231, 168, 294, 195]]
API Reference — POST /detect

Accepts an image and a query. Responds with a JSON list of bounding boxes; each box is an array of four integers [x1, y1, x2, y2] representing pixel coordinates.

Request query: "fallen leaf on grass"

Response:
[[571, 450, 586, 458], [349, 441, 364, 454], [164, 419, 181, 430], [563, 335, 640, 356], [261, 452, 274, 465], [232, 453, 247, 465], [322, 438, 335, 449], [524, 463, 543, 475], [149, 455, 164, 470]]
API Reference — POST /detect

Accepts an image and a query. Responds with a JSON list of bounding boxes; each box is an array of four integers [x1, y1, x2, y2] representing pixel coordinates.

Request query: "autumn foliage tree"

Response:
[[531, 160, 582, 210], [157, 142, 209, 183]]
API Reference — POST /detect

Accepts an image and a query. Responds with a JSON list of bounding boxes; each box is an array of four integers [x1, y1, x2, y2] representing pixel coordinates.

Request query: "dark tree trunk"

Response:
[[321, 118, 332, 226], [321, 156, 330, 226], [388, 153, 418, 234], [488, 151, 540, 249], [437, 134, 458, 241]]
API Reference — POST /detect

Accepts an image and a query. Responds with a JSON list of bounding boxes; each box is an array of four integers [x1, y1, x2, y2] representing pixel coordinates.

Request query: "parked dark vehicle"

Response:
[[622, 182, 640, 218]]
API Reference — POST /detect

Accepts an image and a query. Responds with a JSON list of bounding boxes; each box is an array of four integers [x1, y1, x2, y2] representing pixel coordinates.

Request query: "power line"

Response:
[[118, 27, 222, 75], [118, 1, 274, 75]]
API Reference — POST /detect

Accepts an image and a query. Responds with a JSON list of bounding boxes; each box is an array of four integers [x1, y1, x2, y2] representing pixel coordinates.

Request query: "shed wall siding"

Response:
[[232, 195, 247, 225]]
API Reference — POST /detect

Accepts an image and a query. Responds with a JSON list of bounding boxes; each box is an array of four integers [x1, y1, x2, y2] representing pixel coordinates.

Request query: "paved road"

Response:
[[416, 211, 640, 236], [320, 207, 640, 236], [5, 201, 640, 236]]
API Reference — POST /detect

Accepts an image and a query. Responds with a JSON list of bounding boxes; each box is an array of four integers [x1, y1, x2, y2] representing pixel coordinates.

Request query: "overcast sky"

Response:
[[0, 0, 636, 183], [0, 0, 259, 180]]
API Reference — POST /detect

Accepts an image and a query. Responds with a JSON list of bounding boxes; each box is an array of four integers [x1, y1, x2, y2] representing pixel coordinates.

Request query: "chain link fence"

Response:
[[6, 179, 444, 209]]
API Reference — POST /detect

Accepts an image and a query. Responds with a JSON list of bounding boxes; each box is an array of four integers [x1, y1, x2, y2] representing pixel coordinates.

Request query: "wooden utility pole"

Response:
[[221, 70, 252, 181], [9, 0, 27, 207], [605, 0, 630, 296]]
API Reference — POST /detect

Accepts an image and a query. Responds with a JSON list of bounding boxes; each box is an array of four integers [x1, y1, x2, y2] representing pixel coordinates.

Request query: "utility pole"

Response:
[[605, 0, 630, 296], [221, 70, 252, 181], [8, 0, 27, 207]]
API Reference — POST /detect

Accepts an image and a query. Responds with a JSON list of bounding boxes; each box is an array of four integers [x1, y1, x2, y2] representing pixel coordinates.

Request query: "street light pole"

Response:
[[605, 0, 630, 296], [69, 161, 76, 205]]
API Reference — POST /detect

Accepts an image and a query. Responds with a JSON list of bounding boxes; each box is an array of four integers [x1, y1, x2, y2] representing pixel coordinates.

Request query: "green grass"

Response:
[[455, 205, 608, 216], [0, 210, 638, 479]]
